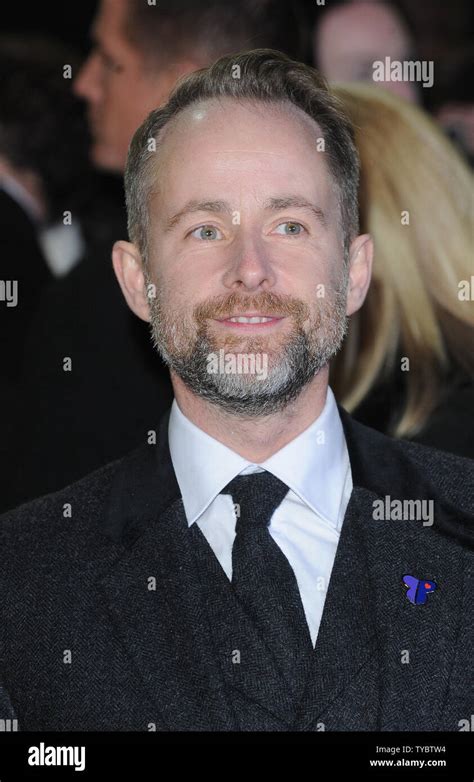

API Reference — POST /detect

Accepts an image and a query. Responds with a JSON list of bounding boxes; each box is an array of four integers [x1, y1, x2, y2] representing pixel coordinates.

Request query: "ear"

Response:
[[345, 233, 374, 316], [112, 240, 150, 322]]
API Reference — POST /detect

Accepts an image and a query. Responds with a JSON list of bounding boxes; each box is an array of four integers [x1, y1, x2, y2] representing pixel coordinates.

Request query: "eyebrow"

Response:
[[264, 196, 327, 226], [164, 195, 327, 232], [164, 200, 232, 232]]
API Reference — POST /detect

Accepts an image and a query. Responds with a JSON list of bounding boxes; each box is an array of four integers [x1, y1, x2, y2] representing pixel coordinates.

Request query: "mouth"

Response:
[[213, 313, 285, 331]]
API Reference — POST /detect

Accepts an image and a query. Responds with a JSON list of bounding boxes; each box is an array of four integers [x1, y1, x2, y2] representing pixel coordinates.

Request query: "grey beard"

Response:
[[147, 293, 348, 418]]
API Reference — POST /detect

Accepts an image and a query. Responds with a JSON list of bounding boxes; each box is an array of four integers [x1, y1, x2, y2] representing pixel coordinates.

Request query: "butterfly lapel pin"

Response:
[[402, 574, 437, 605]]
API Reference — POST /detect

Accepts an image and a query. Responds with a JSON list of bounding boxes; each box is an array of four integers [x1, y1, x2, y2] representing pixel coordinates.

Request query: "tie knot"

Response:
[[222, 471, 289, 528]]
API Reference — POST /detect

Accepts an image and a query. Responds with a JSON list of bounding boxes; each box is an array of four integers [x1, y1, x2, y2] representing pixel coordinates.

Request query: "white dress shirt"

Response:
[[168, 386, 353, 647]]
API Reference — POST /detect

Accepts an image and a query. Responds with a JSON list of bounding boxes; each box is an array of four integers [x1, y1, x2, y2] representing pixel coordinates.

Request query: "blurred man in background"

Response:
[[74, 0, 311, 172]]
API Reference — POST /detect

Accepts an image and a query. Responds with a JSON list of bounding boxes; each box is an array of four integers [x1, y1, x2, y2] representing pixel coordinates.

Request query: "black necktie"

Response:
[[222, 471, 314, 690]]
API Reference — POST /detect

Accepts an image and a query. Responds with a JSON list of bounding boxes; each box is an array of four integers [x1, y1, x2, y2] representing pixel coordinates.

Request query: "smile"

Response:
[[228, 316, 274, 323], [213, 314, 285, 330]]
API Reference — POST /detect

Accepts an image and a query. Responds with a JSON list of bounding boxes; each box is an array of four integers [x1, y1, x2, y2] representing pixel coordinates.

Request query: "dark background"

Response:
[[3, 1, 473, 59]]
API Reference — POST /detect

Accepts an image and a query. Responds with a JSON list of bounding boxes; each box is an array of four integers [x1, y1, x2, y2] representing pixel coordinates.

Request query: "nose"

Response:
[[223, 236, 277, 292], [73, 52, 103, 104]]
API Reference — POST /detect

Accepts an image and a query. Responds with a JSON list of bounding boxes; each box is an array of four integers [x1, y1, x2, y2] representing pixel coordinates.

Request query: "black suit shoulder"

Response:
[[0, 456, 122, 559], [351, 414, 474, 511], [401, 438, 474, 513], [339, 410, 474, 550]]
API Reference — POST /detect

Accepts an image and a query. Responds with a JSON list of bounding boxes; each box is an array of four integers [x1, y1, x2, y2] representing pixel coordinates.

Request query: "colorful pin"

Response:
[[402, 574, 437, 605]]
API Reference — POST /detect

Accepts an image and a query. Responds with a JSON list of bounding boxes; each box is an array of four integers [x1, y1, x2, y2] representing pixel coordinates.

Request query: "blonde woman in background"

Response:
[[331, 83, 474, 458]]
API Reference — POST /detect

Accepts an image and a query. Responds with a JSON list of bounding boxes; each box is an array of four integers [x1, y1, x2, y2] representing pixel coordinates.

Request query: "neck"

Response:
[[171, 369, 329, 462]]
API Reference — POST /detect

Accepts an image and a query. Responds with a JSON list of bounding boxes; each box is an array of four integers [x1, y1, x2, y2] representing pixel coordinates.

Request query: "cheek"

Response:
[[158, 265, 220, 322], [101, 87, 128, 130], [106, 76, 143, 121], [156, 240, 216, 283], [155, 268, 195, 311]]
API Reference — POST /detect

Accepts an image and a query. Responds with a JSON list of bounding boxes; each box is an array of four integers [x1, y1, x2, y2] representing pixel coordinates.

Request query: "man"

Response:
[[2, 0, 311, 510], [0, 50, 472, 732]]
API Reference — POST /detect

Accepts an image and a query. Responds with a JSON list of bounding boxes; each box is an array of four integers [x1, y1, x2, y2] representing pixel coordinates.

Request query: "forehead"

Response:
[[153, 98, 332, 194], [165, 97, 322, 145], [93, 0, 129, 46], [320, 2, 409, 51]]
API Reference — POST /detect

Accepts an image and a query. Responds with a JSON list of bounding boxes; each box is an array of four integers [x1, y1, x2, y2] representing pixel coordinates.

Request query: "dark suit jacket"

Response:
[[0, 190, 52, 510], [0, 188, 51, 381], [1, 237, 173, 512], [0, 406, 472, 731]]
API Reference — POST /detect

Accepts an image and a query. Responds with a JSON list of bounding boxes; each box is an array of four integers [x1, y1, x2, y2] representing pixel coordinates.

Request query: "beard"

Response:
[[146, 276, 349, 417]]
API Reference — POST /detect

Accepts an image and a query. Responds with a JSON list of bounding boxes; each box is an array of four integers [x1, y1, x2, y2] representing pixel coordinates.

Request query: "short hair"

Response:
[[125, 0, 312, 67], [124, 48, 360, 267]]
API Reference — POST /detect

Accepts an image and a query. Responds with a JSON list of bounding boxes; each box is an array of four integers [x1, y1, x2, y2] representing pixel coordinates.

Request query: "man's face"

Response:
[[142, 99, 352, 416], [315, 1, 419, 104], [74, 0, 185, 171]]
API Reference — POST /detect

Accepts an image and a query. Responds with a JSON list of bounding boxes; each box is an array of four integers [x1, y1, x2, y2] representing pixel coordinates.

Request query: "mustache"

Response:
[[193, 291, 310, 324]]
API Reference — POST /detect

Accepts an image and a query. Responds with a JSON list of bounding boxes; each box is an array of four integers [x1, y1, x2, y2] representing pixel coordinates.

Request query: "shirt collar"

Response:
[[168, 386, 349, 531]]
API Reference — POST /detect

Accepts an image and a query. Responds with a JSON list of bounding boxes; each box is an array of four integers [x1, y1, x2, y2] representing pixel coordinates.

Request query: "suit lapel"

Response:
[[298, 406, 471, 731], [294, 484, 380, 730], [361, 489, 468, 732], [96, 411, 236, 730]]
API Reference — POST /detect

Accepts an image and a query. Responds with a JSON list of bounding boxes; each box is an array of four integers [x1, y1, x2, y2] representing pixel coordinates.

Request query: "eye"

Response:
[[273, 221, 305, 236], [190, 225, 223, 241], [109, 61, 124, 74], [98, 49, 124, 74]]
